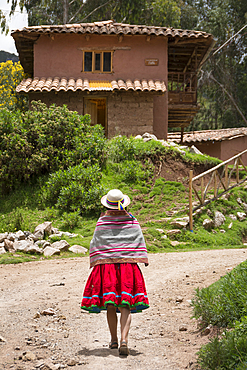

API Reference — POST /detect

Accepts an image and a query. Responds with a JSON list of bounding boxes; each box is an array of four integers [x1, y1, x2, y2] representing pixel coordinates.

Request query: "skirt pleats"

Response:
[[81, 263, 149, 313]]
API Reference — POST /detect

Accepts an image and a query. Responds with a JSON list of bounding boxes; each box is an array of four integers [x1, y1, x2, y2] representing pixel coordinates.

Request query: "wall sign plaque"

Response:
[[145, 58, 159, 66]]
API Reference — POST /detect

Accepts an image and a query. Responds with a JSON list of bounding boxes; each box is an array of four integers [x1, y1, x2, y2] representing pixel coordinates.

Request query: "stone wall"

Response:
[[107, 92, 153, 137], [29, 91, 155, 138]]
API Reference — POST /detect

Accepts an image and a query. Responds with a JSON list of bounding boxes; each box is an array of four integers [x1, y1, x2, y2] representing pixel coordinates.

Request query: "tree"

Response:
[[0, 60, 28, 111]]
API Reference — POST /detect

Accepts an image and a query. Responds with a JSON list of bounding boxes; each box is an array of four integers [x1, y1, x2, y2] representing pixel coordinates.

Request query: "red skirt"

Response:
[[81, 263, 149, 313]]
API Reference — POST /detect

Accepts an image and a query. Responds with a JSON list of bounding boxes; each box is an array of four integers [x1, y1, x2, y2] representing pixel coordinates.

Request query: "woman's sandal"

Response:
[[119, 341, 129, 356], [109, 341, 118, 349]]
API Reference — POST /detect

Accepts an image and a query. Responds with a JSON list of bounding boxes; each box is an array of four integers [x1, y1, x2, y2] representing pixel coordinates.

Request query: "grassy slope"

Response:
[[0, 143, 247, 264]]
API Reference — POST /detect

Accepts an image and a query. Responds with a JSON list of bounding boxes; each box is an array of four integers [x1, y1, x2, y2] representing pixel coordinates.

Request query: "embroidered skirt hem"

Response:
[[81, 263, 149, 314]]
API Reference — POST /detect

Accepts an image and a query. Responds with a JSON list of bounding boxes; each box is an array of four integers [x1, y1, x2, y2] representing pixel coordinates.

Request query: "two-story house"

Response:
[[12, 20, 215, 139]]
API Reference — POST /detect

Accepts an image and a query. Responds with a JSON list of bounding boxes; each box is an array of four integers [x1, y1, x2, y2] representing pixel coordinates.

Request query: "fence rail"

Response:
[[189, 149, 247, 231]]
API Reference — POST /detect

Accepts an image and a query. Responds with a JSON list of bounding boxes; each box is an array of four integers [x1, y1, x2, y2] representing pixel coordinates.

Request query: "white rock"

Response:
[[220, 229, 226, 233], [4, 239, 15, 252], [237, 197, 243, 205], [51, 240, 70, 252], [69, 245, 87, 254], [170, 220, 188, 228], [7, 233, 16, 241], [0, 247, 6, 254], [43, 246, 60, 257], [229, 214, 237, 221], [203, 218, 214, 229], [0, 335, 6, 342], [228, 222, 233, 229], [15, 230, 26, 240], [0, 232, 8, 243], [179, 325, 188, 331], [166, 229, 181, 235], [156, 228, 165, 233], [214, 211, 226, 228], [14, 240, 34, 252], [189, 145, 203, 155], [34, 221, 52, 235], [135, 135, 142, 139], [237, 212, 246, 221], [142, 132, 157, 141], [161, 235, 168, 239], [25, 245, 43, 254]]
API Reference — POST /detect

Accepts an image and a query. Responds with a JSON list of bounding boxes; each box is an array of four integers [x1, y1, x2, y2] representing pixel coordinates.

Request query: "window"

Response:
[[83, 51, 112, 73]]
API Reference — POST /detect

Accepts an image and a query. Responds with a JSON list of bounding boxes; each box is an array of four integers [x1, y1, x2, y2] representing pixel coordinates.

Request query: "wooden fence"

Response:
[[189, 149, 247, 231]]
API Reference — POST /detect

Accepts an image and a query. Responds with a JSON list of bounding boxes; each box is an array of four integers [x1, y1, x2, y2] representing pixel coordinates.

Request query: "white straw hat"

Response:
[[101, 189, 130, 210]]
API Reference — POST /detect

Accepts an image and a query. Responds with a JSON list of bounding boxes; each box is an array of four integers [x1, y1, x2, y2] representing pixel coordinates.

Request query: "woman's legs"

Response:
[[106, 305, 118, 344], [119, 306, 131, 344]]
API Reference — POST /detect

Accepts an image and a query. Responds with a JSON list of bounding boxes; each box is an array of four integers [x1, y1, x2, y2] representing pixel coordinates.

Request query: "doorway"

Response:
[[84, 98, 107, 134]]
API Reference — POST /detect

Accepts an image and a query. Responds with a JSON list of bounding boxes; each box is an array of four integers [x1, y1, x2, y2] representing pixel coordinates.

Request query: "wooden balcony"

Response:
[[168, 72, 199, 128]]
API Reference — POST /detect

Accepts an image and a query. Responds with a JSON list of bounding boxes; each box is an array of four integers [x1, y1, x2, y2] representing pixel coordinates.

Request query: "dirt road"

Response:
[[0, 249, 246, 370]]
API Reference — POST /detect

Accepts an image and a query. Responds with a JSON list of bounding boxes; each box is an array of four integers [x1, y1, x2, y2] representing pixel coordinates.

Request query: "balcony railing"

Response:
[[168, 72, 197, 105]]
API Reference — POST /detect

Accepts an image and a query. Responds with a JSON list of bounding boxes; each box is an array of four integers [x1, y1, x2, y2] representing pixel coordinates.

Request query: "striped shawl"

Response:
[[89, 210, 148, 268]]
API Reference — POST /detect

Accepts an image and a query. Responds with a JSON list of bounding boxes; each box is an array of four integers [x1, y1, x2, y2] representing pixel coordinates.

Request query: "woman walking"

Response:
[[81, 189, 149, 355]]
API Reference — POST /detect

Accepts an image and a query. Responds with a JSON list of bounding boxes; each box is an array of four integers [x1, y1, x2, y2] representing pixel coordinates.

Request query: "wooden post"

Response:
[[236, 158, 239, 183], [180, 126, 184, 144], [189, 170, 193, 231], [201, 177, 204, 203], [214, 171, 217, 197], [225, 164, 228, 189]]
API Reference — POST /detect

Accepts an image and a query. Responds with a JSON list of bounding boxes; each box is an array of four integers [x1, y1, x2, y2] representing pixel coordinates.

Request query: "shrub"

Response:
[[0, 61, 28, 111], [42, 163, 105, 213], [0, 101, 105, 192], [197, 317, 247, 370], [192, 260, 247, 327]]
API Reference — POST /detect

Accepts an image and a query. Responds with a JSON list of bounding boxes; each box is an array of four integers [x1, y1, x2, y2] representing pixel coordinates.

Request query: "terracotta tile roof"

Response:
[[167, 128, 247, 143], [11, 20, 212, 39], [16, 78, 166, 93]]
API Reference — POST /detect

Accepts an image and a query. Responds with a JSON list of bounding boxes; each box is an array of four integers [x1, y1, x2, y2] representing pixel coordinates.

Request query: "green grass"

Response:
[[192, 260, 247, 369], [0, 137, 246, 265]]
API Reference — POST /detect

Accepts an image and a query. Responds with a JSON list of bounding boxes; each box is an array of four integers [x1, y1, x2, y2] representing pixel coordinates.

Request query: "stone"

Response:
[[69, 245, 87, 254], [67, 358, 78, 366], [166, 229, 181, 236], [51, 240, 70, 252], [0, 247, 6, 254], [203, 218, 214, 230], [15, 230, 26, 240], [176, 296, 183, 303], [237, 197, 243, 205], [25, 245, 43, 255], [170, 241, 180, 246], [170, 220, 188, 229], [14, 240, 34, 252], [135, 134, 142, 139], [41, 308, 56, 316], [220, 229, 226, 233], [0, 232, 8, 243], [4, 239, 15, 252], [142, 132, 157, 141], [229, 214, 237, 221], [179, 325, 188, 331], [228, 222, 233, 229], [34, 221, 52, 235], [143, 137, 152, 142], [0, 335, 6, 342], [214, 211, 226, 228], [7, 233, 16, 241], [33, 229, 44, 241], [161, 235, 168, 239], [189, 145, 203, 155], [33, 312, 41, 319], [51, 227, 60, 234], [221, 193, 230, 200], [156, 228, 165, 233], [43, 246, 60, 257], [23, 351, 36, 361], [201, 325, 212, 336], [237, 212, 246, 221]]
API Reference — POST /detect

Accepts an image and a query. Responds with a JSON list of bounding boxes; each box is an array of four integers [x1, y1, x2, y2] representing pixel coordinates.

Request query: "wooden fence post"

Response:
[[189, 170, 193, 232]]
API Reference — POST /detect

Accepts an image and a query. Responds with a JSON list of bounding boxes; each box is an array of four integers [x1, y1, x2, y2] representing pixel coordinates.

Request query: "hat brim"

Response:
[[101, 194, 130, 209]]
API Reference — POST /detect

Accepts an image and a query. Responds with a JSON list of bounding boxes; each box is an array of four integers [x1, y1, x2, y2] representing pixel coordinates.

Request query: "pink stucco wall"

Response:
[[188, 137, 247, 164], [34, 33, 168, 82]]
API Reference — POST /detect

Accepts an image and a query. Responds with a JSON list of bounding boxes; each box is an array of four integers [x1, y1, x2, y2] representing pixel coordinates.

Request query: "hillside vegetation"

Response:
[[1, 103, 247, 265]]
